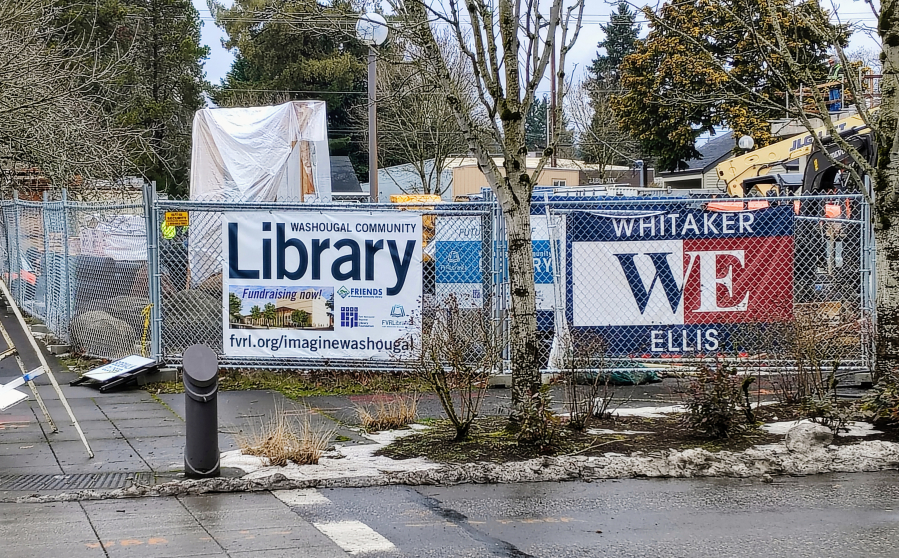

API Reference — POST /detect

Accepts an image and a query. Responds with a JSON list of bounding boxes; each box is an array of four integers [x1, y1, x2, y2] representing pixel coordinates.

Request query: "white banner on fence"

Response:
[[222, 211, 422, 359]]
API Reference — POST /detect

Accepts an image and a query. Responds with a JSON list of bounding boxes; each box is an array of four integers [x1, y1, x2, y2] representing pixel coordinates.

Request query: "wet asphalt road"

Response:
[[3, 472, 899, 557]]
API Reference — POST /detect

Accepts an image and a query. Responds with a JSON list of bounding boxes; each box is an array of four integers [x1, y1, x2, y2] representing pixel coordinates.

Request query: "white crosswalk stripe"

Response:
[[313, 520, 396, 554], [273, 488, 332, 506]]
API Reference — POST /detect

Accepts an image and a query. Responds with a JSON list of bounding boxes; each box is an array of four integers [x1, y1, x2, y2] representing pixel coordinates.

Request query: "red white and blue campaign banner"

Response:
[[565, 205, 795, 356]]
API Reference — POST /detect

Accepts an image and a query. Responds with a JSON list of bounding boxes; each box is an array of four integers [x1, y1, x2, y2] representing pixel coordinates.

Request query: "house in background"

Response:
[[361, 156, 659, 202], [361, 159, 454, 202], [657, 132, 735, 190], [448, 156, 639, 200]]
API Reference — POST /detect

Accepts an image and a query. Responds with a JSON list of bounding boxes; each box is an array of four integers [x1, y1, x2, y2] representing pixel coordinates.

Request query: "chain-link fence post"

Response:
[[61, 189, 73, 341], [143, 183, 162, 362], [40, 192, 51, 328], [861, 176, 876, 371], [490, 192, 510, 366], [480, 205, 494, 360], [11, 191, 22, 308]]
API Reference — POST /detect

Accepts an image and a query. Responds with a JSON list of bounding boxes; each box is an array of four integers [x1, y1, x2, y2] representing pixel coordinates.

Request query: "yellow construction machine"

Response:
[[715, 112, 875, 197]]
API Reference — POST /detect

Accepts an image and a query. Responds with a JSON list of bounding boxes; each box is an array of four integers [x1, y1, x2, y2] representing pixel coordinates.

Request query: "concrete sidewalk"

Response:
[[0, 296, 768, 502]]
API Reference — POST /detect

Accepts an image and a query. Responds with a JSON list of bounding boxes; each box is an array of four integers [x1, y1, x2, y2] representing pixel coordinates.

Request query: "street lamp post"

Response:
[[356, 13, 389, 203]]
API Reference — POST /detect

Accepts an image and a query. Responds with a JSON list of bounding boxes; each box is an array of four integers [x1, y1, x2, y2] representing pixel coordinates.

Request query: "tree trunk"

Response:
[[875, 0, 899, 379], [491, 136, 541, 411], [503, 194, 541, 406], [874, 223, 899, 378]]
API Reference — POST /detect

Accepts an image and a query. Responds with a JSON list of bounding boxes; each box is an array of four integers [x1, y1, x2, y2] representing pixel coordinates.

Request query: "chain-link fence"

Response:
[[0, 189, 875, 375], [0, 193, 150, 359], [522, 193, 874, 374], [148, 197, 494, 370]]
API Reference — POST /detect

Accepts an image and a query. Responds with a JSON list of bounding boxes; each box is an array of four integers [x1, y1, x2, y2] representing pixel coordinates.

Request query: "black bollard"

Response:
[[183, 344, 220, 478]]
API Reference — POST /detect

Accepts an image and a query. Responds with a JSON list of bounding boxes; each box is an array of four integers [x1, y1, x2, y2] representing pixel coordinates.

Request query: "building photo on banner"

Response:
[[222, 211, 422, 359]]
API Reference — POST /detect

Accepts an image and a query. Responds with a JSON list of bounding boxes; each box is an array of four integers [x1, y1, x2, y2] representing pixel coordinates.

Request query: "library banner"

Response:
[[223, 211, 422, 359]]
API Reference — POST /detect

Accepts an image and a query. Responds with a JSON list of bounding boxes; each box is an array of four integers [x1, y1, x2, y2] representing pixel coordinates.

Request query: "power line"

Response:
[[217, 88, 366, 94]]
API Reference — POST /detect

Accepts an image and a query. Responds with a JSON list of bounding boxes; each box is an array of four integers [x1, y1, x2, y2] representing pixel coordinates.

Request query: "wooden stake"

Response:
[[0, 279, 92, 457]]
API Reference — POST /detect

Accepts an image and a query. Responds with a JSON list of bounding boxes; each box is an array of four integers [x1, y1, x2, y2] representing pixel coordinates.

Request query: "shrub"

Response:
[[859, 375, 899, 426], [766, 307, 852, 404], [237, 408, 334, 466], [408, 296, 501, 441], [356, 394, 419, 432], [800, 395, 851, 433], [516, 384, 564, 451], [555, 332, 614, 430], [682, 363, 755, 438]]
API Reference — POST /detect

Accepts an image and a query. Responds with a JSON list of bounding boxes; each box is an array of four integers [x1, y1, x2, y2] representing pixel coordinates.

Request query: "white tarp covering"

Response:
[[189, 101, 332, 283], [190, 101, 331, 202]]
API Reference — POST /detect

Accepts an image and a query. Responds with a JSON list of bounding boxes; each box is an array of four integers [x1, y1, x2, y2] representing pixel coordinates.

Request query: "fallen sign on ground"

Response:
[[70, 355, 159, 392], [0, 367, 45, 411]]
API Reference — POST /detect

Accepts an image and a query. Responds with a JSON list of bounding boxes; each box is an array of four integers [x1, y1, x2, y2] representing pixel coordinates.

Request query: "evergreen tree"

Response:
[[525, 96, 548, 151], [53, 1, 209, 196], [210, 0, 368, 179], [614, 0, 845, 170], [524, 95, 574, 157], [578, 3, 640, 168], [590, 3, 640, 86]]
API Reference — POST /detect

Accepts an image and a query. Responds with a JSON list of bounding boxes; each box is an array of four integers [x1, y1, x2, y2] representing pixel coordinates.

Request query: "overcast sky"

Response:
[[192, 1, 881, 99]]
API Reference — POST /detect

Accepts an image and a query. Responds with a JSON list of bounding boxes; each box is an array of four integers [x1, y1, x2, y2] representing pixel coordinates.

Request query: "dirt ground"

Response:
[[377, 403, 899, 464]]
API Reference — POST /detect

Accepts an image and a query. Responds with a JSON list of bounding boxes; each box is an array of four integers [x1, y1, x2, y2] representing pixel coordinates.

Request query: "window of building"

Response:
[[552, 179, 567, 187]]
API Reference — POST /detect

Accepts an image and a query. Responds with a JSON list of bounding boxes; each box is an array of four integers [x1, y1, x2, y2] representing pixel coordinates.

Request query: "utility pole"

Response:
[[550, 40, 557, 168], [368, 47, 378, 203], [355, 13, 389, 203]]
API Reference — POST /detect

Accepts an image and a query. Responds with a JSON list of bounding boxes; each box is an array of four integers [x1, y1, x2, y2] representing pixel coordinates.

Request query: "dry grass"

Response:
[[356, 394, 419, 432], [237, 409, 335, 466]]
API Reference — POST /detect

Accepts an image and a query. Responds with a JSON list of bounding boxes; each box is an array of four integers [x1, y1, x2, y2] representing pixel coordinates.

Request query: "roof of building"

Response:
[[677, 131, 736, 173], [361, 159, 454, 200], [446, 156, 632, 172], [330, 156, 364, 194]]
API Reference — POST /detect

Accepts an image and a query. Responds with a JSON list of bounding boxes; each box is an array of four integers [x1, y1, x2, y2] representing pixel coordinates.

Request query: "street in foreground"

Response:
[[2, 472, 897, 558]]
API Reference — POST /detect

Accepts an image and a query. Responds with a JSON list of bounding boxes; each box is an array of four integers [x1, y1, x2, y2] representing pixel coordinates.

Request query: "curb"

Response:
[[14, 439, 899, 504]]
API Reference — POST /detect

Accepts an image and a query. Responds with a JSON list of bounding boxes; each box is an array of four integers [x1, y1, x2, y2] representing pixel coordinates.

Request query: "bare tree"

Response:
[[363, 33, 471, 197], [624, 0, 898, 376], [388, 0, 586, 414], [847, 46, 883, 74], [569, 78, 639, 179], [0, 0, 143, 192]]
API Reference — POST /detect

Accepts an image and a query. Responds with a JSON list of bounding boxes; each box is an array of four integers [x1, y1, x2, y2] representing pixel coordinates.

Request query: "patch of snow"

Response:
[[220, 449, 267, 472], [762, 419, 882, 437], [361, 426, 426, 444], [613, 405, 685, 418], [17, 436, 899, 504], [230, 427, 440, 483], [587, 429, 655, 435], [608, 400, 775, 419]]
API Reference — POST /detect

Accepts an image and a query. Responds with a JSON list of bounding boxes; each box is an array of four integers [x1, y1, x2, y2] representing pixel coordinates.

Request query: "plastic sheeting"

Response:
[[188, 101, 332, 284], [190, 101, 331, 202]]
